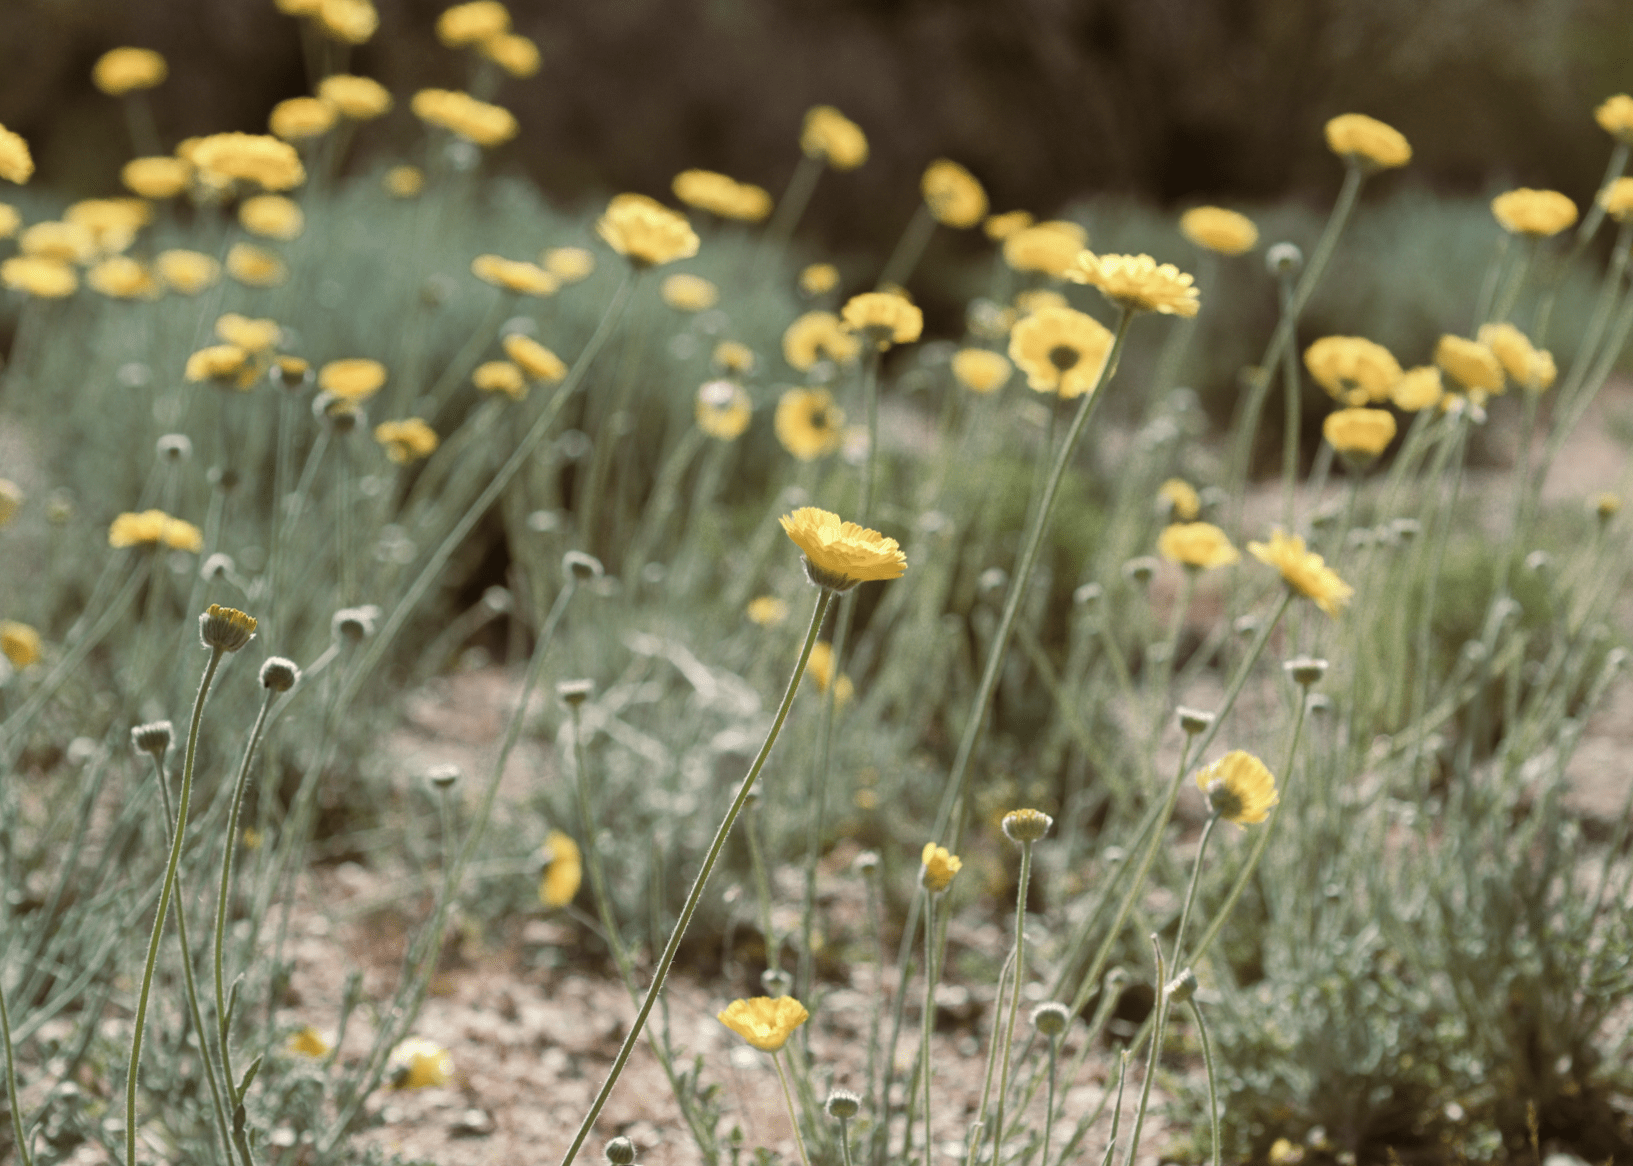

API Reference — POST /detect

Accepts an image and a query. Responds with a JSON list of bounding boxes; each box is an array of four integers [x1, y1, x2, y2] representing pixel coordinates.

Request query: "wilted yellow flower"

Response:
[[1600, 177, 1633, 223], [1478, 323, 1555, 392], [0, 204, 18, 239], [471, 254, 558, 296], [805, 641, 854, 708], [951, 348, 1012, 394], [122, 156, 191, 199], [1248, 529, 1353, 616], [288, 1027, 331, 1057], [92, 48, 167, 96], [782, 311, 860, 371], [543, 246, 595, 282], [780, 506, 906, 590], [319, 74, 393, 119], [20, 221, 95, 264], [1007, 306, 1112, 398], [672, 169, 774, 222], [1070, 252, 1199, 317], [746, 596, 788, 626], [0, 622, 42, 669], [437, 0, 509, 46], [920, 843, 962, 893], [1435, 335, 1504, 395], [109, 509, 203, 552], [1003, 221, 1088, 277], [539, 830, 582, 908], [317, 0, 379, 43], [503, 335, 567, 382], [1158, 479, 1201, 521], [384, 165, 424, 198], [411, 89, 518, 147], [66, 198, 151, 255], [798, 262, 839, 296], [922, 158, 987, 228], [712, 340, 755, 374], [718, 996, 809, 1052], [660, 272, 719, 312], [156, 250, 220, 295], [189, 133, 306, 191], [1324, 113, 1411, 170], [320, 359, 387, 401], [596, 193, 699, 267], [87, 256, 158, 300], [696, 379, 752, 440], [388, 1038, 452, 1088], [0, 125, 33, 185], [801, 105, 867, 170], [1179, 206, 1259, 255], [226, 243, 288, 288], [1595, 94, 1633, 144], [375, 418, 439, 464], [1303, 336, 1402, 406], [1158, 522, 1240, 570], [269, 96, 337, 141], [1195, 750, 1278, 825], [473, 360, 526, 399], [1390, 366, 1443, 412], [2, 257, 77, 298], [984, 210, 1034, 240], [240, 194, 304, 240], [0, 480, 20, 527], [774, 388, 844, 460], [841, 291, 923, 347], [1491, 188, 1578, 237], [1323, 407, 1397, 459]]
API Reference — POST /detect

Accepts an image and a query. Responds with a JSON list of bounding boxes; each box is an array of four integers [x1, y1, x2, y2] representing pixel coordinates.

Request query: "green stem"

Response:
[[775, 1050, 814, 1166], [1172, 814, 1220, 971], [0, 930, 34, 1166], [1042, 1038, 1058, 1166], [877, 204, 938, 290], [918, 892, 937, 1165], [756, 155, 824, 278], [420, 289, 512, 415], [989, 840, 1034, 1161], [1277, 268, 1302, 528], [1119, 935, 1166, 1166], [1186, 998, 1222, 1166]]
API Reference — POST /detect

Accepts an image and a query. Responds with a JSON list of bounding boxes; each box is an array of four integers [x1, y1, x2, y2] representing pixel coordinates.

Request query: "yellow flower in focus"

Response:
[[375, 418, 440, 464], [503, 335, 567, 382], [696, 379, 752, 440], [951, 348, 1012, 394], [660, 272, 719, 312], [1600, 177, 1633, 222], [798, 262, 839, 296], [320, 359, 387, 402], [437, 0, 509, 46], [66, 198, 152, 255], [471, 254, 558, 296], [92, 48, 167, 96], [672, 169, 774, 222], [920, 843, 961, 893], [1157, 478, 1201, 521], [122, 156, 191, 199], [0, 204, 19, 239], [539, 830, 582, 908], [921, 158, 987, 228], [384, 166, 424, 197], [543, 247, 595, 282], [109, 510, 203, 552], [474, 360, 526, 399], [1478, 323, 1555, 392], [801, 106, 867, 170], [1390, 366, 1443, 412], [774, 388, 844, 461], [1435, 335, 1503, 395], [782, 311, 860, 371], [779, 506, 907, 590], [318, 74, 393, 119], [1195, 750, 1278, 825], [1491, 189, 1578, 237], [240, 195, 304, 240], [746, 596, 788, 626], [226, 243, 288, 288], [805, 642, 854, 708], [1158, 522, 1240, 570], [1322, 407, 1397, 459], [20, 221, 95, 263], [388, 1038, 452, 1089], [1595, 94, 1633, 144], [288, 1027, 331, 1058], [983, 210, 1034, 241], [841, 291, 923, 347], [481, 33, 541, 77], [1069, 252, 1199, 317], [1324, 113, 1411, 171], [0, 125, 33, 185], [1247, 529, 1354, 617], [1007, 306, 1112, 398], [156, 250, 220, 295], [269, 97, 337, 142], [1179, 206, 1259, 256], [596, 193, 699, 268], [1003, 221, 1088, 278], [712, 340, 755, 374], [1303, 336, 1402, 406], [2, 257, 77, 298], [87, 256, 159, 300], [189, 133, 306, 191], [317, 0, 379, 44], [717, 996, 809, 1052], [410, 89, 518, 147], [0, 622, 42, 669]]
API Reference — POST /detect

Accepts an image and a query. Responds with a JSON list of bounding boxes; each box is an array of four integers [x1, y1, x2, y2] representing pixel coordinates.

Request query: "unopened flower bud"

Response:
[[157, 433, 192, 462], [259, 656, 300, 692], [1165, 968, 1198, 1004], [1233, 614, 1260, 640], [1030, 1001, 1071, 1037], [131, 720, 173, 757], [1073, 582, 1103, 610], [563, 550, 604, 583], [604, 1136, 637, 1166], [824, 1089, 861, 1120], [1001, 807, 1053, 844], [207, 465, 241, 491], [1390, 517, 1421, 543], [202, 552, 235, 581], [1284, 657, 1328, 688], [199, 604, 257, 652], [760, 967, 793, 997], [1525, 550, 1552, 576], [1306, 692, 1333, 716], [1266, 242, 1303, 277], [854, 849, 880, 874], [557, 679, 594, 706], [1177, 706, 1214, 735], [1123, 556, 1158, 586], [332, 604, 379, 644], [427, 763, 461, 790], [978, 567, 1008, 601]]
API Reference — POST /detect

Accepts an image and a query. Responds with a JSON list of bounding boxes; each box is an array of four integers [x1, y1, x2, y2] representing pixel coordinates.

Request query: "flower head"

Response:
[[384, 165, 424, 198], [1324, 113, 1411, 170], [1434, 335, 1504, 395], [1001, 808, 1054, 843], [596, 193, 699, 268], [543, 247, 596, 283], [774, 389, 844, 461], [87, 257, 158, 300], [1322, 407, 1397, 459], [93, 48, 167, 95], [712, 340, 755, 374], [318, 74, 393, 119], [186, 344, 253, 388], [920, 843, 962, 892], [1158, 478, 1200, 521], [805, 642, 855, 708], [270, 97, 336, 141], [189, 133, 305, 191], [199, 604, 258, 652], [436, 0, 509, 46], [317, 0, 379, 43], [696, 379, 752, 440], [660, 273, 719, 312], [122, 156, 190, 199], [481, 33, 541, 77], [375, 418, 439, 464], [841, 291, 923, 348], [783, 311, 860, 371], [156, 250, 221, 295], [780, 506, 907, 591], [109, 510, 203, 552], [1002, 221, 1088, 277], [672, 169, 773, 222], [288, 1027, 331, 1057], [1600, 177, 1633, 223], [1596, 94, 1633, 144], [1248, 529, 1354, 616], [984, 210, 1034, 240], [799, 263, 840, 296], [1491, 188, 1578, 237], [1158, 522, 1240, 570], [801, 106, 867, 170], [951, 348, 1012, 394], [1179, 206, 1259, 255], [474, 361, 526, 399], [240, 195, 304, 240], [388, 1038, 452, 1089], [718, 996, 809, 1052], [1303, 336, 1402, 405], [503, 334, 567, 383], [0, 479, 20, 527], [921, 159, 987, 228], [410, 89, 517, 146], [746, 596, 788, 626], [1007, 306, 1112, 398], [471, 254, 558, 296], [216, 313, 281, 353], [1478, 323, 1555, 392], [0, 125, 32, 185], [1195, 750, 1278, 824], [2, 256, 75, 298], [0, 621, 42, 669], [1069, 252, 1199, 317], [225, 243, 288, 288], [319, 358, 386, 402], [1390, 366, 1443, 412], [539, 830, 582, 907]]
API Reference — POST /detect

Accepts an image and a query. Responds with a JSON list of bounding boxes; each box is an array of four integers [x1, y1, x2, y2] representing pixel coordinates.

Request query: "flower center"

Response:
[[1048, 344, 1080, 373], [810, 408, 828, 429]]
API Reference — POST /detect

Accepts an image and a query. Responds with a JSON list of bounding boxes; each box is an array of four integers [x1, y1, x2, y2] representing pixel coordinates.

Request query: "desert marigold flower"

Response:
[[122, 156, 191, 199], [1323, 407, 1397, 459], [696, 379, 752, 440], [2, 257, 77, 298], [384, 165, 424, 197], [984, 209, 1034, 240], [1435, 334, 1504, 395], [317, 0, 379, 43], [269, 96, 337, 141], [920, 843, 962, 892], [388, 1038, 452, 1089], [318, 74, 393, 119], [437, 0, 509, 46], [474, 360, 527, 399], [87, 256, 158, 300], [200, 604, 258, 652], [156, 250, 220, 295], [1195, 749, 1278, 824], [1248, 529, 1354, 616], [921, 158, 987, 228], [1596, 94, 1633, 144], [502, 334, 567, 382], [376, 418, 439, 464], [1478, 322, 1555, 392], [226, 242, 289, 287], [780, 506, 906, 590], [1324, 113, 1411, 171], [288, 1027, 331, 1057], [543, 246, 595, 282], [1600, 177, 1633, 222], [319, 358, 387, 402], [20, 221, 95, 263], [718, 996, 809, 1052], [672, 169, 774, 222], [660, 272, 719, 312], [66, 198, 152, 254], [1001, 808, 1054, 843], [1179, 206, 1259, 255], [0, 124, 33, 185], [411, 88, 518, 147], [746, 595, 788, 626], [189, 132, 306, 191], [1007, 305, 1113, 398], [1303, 335, 1402, 406], [595, 193, 699, 267], [774, 388, 844, 461], [471, 254, 558, 296], [216, 313, 281, 352], [804, 641, 855, 708], [1002, 221, 1088, 278], [1158, 522, 1240, 570], [1491, 188, 1578, 237], [801, 105, 867, 170], [0, 479, 21, 527], [539, 829, 582, 907], [798, 262, 840, 297], [712, 340, 755, 374], [0, 621, 42, 669], [239, 194, 304, 240], [1070, 251, 1199, 317], [92, 47, 167, 96], [841, 291, 923, 347], [1158, 478, 1201, 521], [1390, 365, 1443, 412], [782, 310, 860, 371], [0, 204, 18, 239], [481, 33, 541, 77], [951, 348, 1012, 394]]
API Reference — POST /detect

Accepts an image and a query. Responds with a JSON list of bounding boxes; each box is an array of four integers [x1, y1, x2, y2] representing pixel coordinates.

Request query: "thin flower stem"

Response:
[[1172, 814, 1220, 972], [572, 702, 637, 988], [1276, 267, 1302, 528], [757, 155, 824, 277], [1534, 142, 1628, 346], [1042, 1038, 1058, 1166], [555, 588, 833, 1166], [420, 288, 511, 415], [918, 892, 938, 1164], [838, 1116, 855, 1166], [1093, 1053, 1130, 1166], [877, 204, 937, 290], [775, 1050, 814, 1166], [1119, 935, 1166, 1166], [0, 957, 32, 1166], [1186, 998, 1222, 1166], [989, 840, 1033, 1162]]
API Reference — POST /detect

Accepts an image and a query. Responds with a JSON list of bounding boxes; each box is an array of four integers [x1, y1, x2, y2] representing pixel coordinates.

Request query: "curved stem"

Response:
[[1171, 814, 1220, 971], [1119, 935, 1165, 1166]]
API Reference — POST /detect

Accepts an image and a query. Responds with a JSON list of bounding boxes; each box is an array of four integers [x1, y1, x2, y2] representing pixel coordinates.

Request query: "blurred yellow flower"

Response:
[[275, 0, 321, 13], [539, 830, 582, 908], [481, 33, 540, 77], [718, 996, 809, 1052], [319, 74, 393, 119], [1014, 289, 1067, 315], [672, 169, 773, 222], [1390, 366, 1443, 412], [596, 193, 699, 268], [1322, 407, 1397, 458], [1157, 478, 1201, 521], [746, 596, 788, 626], [87, 256, 158, 300], [240, 194, 304, 240], [841, 291, 923, 347], [92, 48, 167, 96], [0, 124, 33, 185], [375, 418, 440, 464], [384, 165, 424, 198], [226, 243, 288, 288], [0, 622, 42, 669], [122, 156, 191, 199], [20, 221, 95, 263], [782, 311, 860, 371], [0, 479, 20, 527], [1491, 188, 1577, 237], [1179, 206, 1259, 255], [317, 0, 379, 43], [801, 105, 867, 170], [712, 340, 755, 374], [1196, 750, 1278, 825], [269, 97, 337, 141], [156, 250, 221, 295], [411, 89, 518, 147], [543, 246, 595, 282], [1003, 221, 1088, 277], [0, 204, 19, 239], [780, 506, 906, 590], [983, 210, 1034, 240], [1324, 113, 1411, 170], [471, 254, 558, 296], [437, 0, 509, 46], [2, 257, 77, 298], [805, 641, 854, 708], [1478, 322, 1555, 392], [1007, 306, 1112, 398], [1303, 336, 1402, 406], [1434, 335, 1503, 395], [696, 379, 752, 440], [186, 344, 252, 387], [1595, 94, 1633, 144], [320, 358, 387, 401], [388, 1037, 452, 1089], [288, 1027, 331, 1058], [65, 200, 149, 256], [1158, 522, 1240, 570], [774, 388, 844, 460], [503, 334, 567, 382], [951, 348, 1012, 394], [109, 509, 203, 552], [189, 133, 306, 191], [474, 360, 526, 399], [660, 272, 719, 311], [1070, 252, 1199, 317], [920, 843, 962, 893], [798, 262, 839, 296], [1593, 492, 1621, 520], [1600, 177, 1633, 222], [1248, 529, 1353, 616], [922, 158, 987, 228]]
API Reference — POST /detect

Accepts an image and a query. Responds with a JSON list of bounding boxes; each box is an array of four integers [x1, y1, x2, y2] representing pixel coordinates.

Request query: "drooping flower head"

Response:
[[920, 843, 962, 892], [1070, 252, 1199, 317], [1007, 306, 1112, 398], [801, 106, 867, 170], [780, 506, 907, 591], [1491, 189, 1578, 237], [718, 996, 810, 1052], [1303, 336, 1402, 405], [783, 311, 860, 370], [539, 830, 582, 907], [1478, 322, 1555, 393], [1179, 206, 1259, 255], [1322, 407, 1397, 460], [1195, 750, 1278, 824], [951, 348, 1012, 395], [1158, 522, 1240, 571], [1247, 529, 1354, 616], [774, 388, 844, 460], [921, 159, 987, 228], [695, 380, 752, 440], [1323, 113, 1411, 171], [1002, 221, 1088, 277], [841, 291, 923, 349], [92, 48, 168, 96], [596, 193, 699, 268]]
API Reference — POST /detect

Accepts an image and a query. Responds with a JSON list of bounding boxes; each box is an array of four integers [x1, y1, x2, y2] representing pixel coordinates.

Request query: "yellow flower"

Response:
[[1302, 336, 1402, 406], [481, 33, 541, 77], [0, 479, 20, 527], [1002, 221, 1088, 278], [436, 0, 509, 46], [471, 254, 558, 296], [1322, 407, 1397, 459], [20, 221, 95, 263], [66, 198, 152, 255], [275, 0, 321, 14], [319, 358, 387, 401], [1069, 252, 1199, 317], [660, 272, 719, 312], [696, 379, 752, 440], [595, 193, 699, 268], [1195, 750, 1278, 825], [779, 506, 907, 590], [920, 843, 962, 893], [1592, 491, 1621, 520], [921, 159, 987, 228], [122, 156, 191, 199], [109, 510, 203, 552], [1014, 289, 1067, 316], [503, 335, 567, 382], [0, 622, 42, 669], [1390, 366, 1443, 412], [983, 210, 1034, 240], [712, 340, 755, 374], [375, 418, 440, 464], [1179, 206, 1259, 255], [1007, 306, 1112, 398], [0, 124, 33, 185], [717, 996, 810, 1052], [782, 311, 860, 371], [88, 256, 158, 300], [1323, 113, 1411, 170], [318, 74, 393, 119], [317, 0, 379, 43], [92, 48, 167, 95], [1478, 323, 1555, 392], [384, 165, 424, 197], [0, 204, 19, 239], [801, 106, 867, 170], [1158, 522, 1240, 570], [1158, 479, 1201, 521], [474, 360, 527, 399], [1434, 335, 1503, 395], [543, 247, 596, 282], [2, 257, 77, 298], [799, 262, 840, 296], [672, 169, 773, 222], [841, 291, 923, 347], [275, 356, 310, 382], [1600, 177, 1633, 222], [410, 89, 518, 147], [1491, 188, 1577, 237], [774, 388, 844, 461], [1596, 94, 1633, 144], [156, 250, 221, 295], [239, 194, 304, 240], [746, 596, 788, 626], [951, 348, 1012, 394], [269, 96, 337, 141], [226, 243, 288, 288], [539, 830, 582, 908], [1247, 529, 1354, 616], [388, 1038, 452, 1089], [186, 344, 253, 387], [289, 1026, 331, 1057], [189, 133, 305, 191]]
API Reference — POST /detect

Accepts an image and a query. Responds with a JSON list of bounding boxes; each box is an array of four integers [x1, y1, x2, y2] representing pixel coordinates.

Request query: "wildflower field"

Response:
[[3, 5, 1633, 1166]]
